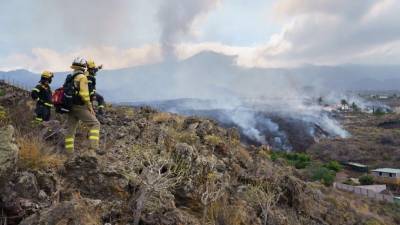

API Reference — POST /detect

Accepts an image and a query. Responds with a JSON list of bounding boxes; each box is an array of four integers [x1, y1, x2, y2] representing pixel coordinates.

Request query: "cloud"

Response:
[[172, 0, 400, 68], [0, 45, 162, 72], [261, 0, 400, 66]]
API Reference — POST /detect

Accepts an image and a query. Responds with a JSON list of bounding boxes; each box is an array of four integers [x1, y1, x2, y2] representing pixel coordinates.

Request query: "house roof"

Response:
[[347, 162, 368, 168], [371, 168, 400, 174]]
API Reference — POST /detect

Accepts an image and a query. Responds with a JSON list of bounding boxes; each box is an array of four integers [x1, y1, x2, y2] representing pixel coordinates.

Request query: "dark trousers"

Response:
[[95, 93, 105, 106], [91, 93, 105, 107], [35, 103, 51, 122]]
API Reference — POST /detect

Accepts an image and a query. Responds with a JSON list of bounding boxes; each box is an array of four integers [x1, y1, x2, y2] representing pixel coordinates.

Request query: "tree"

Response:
[[317, 97, 323, 105], [311, 166, 335, 186], [323, 161, 343, 172], [351, 102, 360, 112], [341, 99, 348, 106]]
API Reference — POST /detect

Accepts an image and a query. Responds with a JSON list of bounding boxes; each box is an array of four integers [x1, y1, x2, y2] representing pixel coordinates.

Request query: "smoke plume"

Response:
[[157, 0, 219, 58]]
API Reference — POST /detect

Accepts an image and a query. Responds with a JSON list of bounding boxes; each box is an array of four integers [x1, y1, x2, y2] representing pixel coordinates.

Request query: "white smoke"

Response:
[[157, 0, 220, 58]]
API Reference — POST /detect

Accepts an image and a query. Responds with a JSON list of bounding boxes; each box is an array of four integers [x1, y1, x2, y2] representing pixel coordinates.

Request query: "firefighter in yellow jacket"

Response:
[[64, 57, 101, 155]]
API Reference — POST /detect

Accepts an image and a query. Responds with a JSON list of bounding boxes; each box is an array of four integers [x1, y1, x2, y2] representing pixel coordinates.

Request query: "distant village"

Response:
[[319, 92, 400, 204]]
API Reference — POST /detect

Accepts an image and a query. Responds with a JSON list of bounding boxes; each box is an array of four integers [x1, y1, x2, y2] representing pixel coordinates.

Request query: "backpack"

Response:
[[52, 73, 81, 114]]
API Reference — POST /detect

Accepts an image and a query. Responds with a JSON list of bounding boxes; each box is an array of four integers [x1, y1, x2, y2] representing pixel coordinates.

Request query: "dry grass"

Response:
[[236, 147, 253, 167], [151, 112, 174, 123], [166, 127, 199, 146], [207, 198, 245, 225], [17, 136, 65, 170]]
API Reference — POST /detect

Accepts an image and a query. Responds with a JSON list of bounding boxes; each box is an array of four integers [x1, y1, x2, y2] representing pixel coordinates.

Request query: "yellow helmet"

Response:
[[41, 71, 54, 79], [87, 60, 96, 69]]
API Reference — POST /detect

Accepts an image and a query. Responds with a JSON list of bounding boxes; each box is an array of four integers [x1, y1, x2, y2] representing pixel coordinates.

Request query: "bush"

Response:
[[17, 136, 65, 170], [359, 175, 374, 185], [295, 160, 309, 169], [270, 152, 279, 161], [323, 161, 343, 172], [204, 135, 223, 146], [177, 132, 199, 145], [311, 166, 335, 186], [270, 152, 311, 169]]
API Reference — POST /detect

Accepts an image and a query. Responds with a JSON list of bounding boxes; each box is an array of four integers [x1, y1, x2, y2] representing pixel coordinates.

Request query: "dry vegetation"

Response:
[[17, 135, 65, 170]]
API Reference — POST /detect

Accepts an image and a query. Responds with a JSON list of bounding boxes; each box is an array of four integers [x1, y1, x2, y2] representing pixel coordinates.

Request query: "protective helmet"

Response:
[[70, 57, 87, 70], [87, 60, 96, 69], [41, 71, 54, 79]]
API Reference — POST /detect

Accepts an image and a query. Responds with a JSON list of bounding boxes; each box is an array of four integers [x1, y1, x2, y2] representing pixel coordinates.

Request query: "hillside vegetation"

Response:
[[0, 82, 399, 225]]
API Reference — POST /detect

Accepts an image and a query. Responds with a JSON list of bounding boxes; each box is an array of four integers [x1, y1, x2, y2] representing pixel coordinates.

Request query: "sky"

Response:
[[0, 0, 400, 72]]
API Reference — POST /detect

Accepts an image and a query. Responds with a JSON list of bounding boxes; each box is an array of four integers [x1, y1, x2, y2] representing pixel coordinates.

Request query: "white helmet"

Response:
[[71, 57, 87, 70]]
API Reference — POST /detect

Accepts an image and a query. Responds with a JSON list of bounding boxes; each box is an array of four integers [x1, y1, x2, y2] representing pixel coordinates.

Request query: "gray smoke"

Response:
[[157, 0, 219, 58]]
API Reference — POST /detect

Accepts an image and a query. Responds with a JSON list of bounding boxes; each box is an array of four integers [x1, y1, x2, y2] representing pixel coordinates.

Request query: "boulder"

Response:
[[19, 199, 101, 225], [14, 172, 40, 199], [64, 155, 129, 200], [0, 125, 18, 185]]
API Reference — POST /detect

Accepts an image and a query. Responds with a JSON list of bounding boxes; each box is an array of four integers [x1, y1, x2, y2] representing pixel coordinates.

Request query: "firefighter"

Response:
[[31, 71, 54, 123], [64, 57, 101, 155], [86, 60, 105, 115]]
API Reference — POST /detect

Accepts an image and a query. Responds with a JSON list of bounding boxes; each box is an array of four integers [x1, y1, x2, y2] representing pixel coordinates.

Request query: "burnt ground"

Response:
[[307, 112, 400, 168]]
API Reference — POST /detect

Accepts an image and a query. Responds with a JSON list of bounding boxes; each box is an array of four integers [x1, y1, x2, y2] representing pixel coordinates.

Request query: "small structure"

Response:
[[344, 162, 369, 173], [356, 185, 386, 193], [371, 168, 400, 185]]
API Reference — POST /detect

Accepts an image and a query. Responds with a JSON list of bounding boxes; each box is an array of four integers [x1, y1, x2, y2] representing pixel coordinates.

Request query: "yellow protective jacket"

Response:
[[73, 71, 91, 105]]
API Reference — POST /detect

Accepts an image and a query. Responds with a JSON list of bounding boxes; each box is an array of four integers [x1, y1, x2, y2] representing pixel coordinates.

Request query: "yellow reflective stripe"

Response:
[[98, 105, 104, 108], [35, 118, 43, 121], [89, 136, 99, 141], [80, 92, 90, 97], [89, 129, 99, 134], [65, 144, 74, 149], [32, 88, 40, 92], [65, 138, 74, 142], [44, 103, 53, 107]]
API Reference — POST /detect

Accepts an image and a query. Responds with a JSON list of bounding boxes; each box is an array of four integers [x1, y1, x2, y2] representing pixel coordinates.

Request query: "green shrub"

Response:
[[359, 175, 374, 185], [323, 161, 343, 172], [0, 89, 5, 97], [373, 108, 386, 116], [311, 166, 335, 186], [295, 160, 309, 169], [270, 152, 279, 161], [270, 152, 311, 169]]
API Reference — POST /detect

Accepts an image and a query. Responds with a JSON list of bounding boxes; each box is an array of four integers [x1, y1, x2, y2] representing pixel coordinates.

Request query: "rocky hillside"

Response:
[[0, 81, 399, 225]]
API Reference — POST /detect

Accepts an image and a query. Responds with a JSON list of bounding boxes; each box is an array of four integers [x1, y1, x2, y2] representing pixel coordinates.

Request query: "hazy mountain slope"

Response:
[[1, 52, 400, 102]]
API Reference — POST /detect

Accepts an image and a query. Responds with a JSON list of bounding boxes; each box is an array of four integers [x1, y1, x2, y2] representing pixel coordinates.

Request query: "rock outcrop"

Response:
[[0, 125, 18, 185]]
